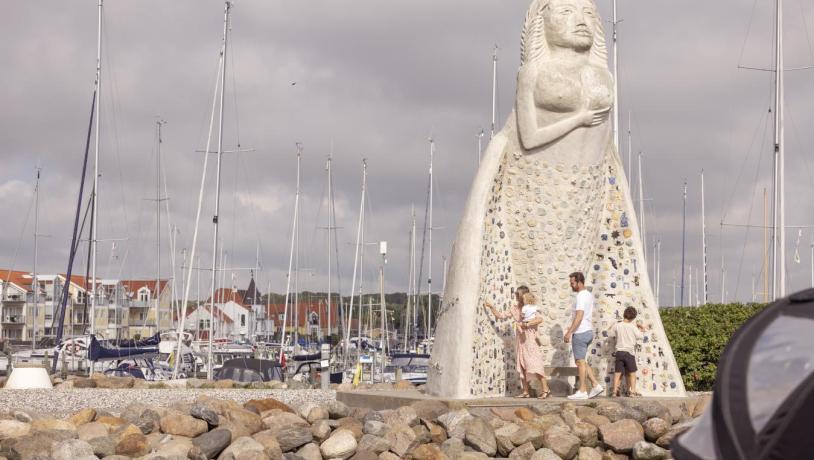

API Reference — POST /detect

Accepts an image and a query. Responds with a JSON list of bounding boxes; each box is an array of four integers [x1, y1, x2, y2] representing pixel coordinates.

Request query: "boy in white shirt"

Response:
[[608, 306, 646, 397]]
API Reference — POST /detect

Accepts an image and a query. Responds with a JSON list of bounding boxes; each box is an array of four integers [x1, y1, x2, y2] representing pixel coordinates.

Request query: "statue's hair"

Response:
[[520, 0, 608, 68]]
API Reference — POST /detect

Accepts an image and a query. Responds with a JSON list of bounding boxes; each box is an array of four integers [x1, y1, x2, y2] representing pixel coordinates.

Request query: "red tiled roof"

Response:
[[1, 269, 32, 292], [122, 279, 169, 296]]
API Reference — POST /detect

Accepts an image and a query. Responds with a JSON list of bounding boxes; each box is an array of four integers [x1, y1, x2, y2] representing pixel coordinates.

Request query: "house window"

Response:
[[199, 319, 210, 330], [138, 288, 150, 303], [278, 314, 284, 320], [241, 314, 246, 327]]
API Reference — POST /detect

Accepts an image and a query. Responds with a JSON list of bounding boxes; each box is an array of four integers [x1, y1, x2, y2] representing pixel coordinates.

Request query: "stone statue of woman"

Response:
[[428, 0, 686, 399]]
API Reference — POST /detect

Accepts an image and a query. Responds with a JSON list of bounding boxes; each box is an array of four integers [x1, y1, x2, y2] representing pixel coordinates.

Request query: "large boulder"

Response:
[[412, 424, 432, 444], [625, 401, 671, 424], [264, 425, 313, 452], [642, 418, 670, 442], [299, 403, 329, 424], [595, 402, 628, 423], [6, 430, 75, 459], [440, 437, 465, 458], [88, 435, 117, 457], [357, 434, 390, 454], [578, 446, 604, 460], [252, 430, 283, 460], [0, 419, 31, 439], [296, 442, 323, 460], [244, 398, 295, 415], [410, 400, 449, 421], [464, 418, 497, 456], [217, 436, 266, 460], [508, 441, 536, 459], [530, 447, 563, 460], [411, 443, 448, 460], [328, 401, 352, 419], [160, 413, 208, 438], [262, 412, 309, 431], [311, 419, 332, 442], [542, 426, 581, 460], [337, 417, 365, 441], [116, 433, 149, 456], [193, 428, 232, 459], [437, 409, 473, 439], [396, 406, 419, 427], [364, 420, 389, 437], [51, 439, 95, 460], [320, 429, 358, 460], [76, 422, 109, 441], [73, 377, 97, 388], [599, 419, 644, 454], [31, 417, 76, 432], [424, 420, 448, 444], [631, 441, 670, 460], [655, 420, 694, 449], [191, 405, 221, 427], [68, 408, 97, 426], [510, 425, 545, 449], [384, 423, 420, 457], [582, 414, 612, 429], [572, 421, 599, 448], [94, 375, 135, 389], [222, 408, 264, 435]]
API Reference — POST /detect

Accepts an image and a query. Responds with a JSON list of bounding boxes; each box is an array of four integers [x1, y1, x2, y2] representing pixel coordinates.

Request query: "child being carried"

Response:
[[519, 292, 541, 332]]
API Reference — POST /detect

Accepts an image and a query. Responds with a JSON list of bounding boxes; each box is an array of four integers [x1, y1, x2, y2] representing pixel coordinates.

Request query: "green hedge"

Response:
[[661, 303, 767, 391]]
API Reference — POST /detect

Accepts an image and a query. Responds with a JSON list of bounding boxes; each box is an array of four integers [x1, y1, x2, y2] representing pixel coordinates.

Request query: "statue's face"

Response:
[[544, 0, 597, 52]]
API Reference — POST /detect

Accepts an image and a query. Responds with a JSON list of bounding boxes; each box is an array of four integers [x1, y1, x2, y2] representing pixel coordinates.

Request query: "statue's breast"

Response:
[[534, 64, 613, 113], [535, 67, 581, 113]]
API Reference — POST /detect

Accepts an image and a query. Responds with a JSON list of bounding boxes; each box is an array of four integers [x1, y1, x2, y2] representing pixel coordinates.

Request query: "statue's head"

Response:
[[521, 0, 607, 68], [543, 0, 597, 52]]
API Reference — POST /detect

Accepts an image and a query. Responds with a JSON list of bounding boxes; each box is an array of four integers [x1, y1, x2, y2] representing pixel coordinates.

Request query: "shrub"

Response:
[[661, 303, 767, 391]]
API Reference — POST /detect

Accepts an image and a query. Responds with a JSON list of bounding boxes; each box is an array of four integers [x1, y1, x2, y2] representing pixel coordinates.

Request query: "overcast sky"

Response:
[[2, 0, 813, 306]]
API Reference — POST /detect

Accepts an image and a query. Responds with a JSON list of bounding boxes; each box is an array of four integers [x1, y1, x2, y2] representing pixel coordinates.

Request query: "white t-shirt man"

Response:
[[573, 289, 594, 334]]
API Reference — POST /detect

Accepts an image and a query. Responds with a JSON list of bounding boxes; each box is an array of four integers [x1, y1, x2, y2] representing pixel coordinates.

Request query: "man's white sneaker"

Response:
[[588, 385, 605, 399], [567, 391, 589, 400]]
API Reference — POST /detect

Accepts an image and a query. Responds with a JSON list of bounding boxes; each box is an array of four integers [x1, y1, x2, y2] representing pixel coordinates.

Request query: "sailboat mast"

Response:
[[171, 5, 225, 378], [491, 45, 498, 139], [701, 170, 708, 304], [612, 0, 620, 153], [427, 138, 434, 341], [32, 167, 41, 350], [327, 155, 333, 341], [281, 144, 301, 359], [345, 159, 366, 365], [411, 208, 418, 350], [206, 0, 231, 380], [155, 120, 165, 334], [680, 181, 687, 306], [90, 0, 103, 347], [772, 0, 786, 299]]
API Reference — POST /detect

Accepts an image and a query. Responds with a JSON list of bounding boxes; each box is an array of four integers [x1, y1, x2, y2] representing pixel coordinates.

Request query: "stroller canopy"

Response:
[[674, 288, 814, 460]]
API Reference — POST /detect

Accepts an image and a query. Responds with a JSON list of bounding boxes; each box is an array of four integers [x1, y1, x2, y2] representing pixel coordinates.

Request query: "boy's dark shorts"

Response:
[[614, 351, 638, 373]]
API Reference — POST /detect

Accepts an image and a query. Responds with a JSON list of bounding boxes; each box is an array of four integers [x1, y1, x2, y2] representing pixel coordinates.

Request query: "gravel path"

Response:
[[0, 389, 336, 418]]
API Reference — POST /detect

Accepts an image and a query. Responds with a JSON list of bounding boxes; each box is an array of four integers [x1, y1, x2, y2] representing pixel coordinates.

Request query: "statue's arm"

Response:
[[516, 67, 610, 151]]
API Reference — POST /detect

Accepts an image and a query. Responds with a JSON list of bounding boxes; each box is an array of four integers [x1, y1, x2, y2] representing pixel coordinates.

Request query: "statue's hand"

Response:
[[579, 107, 611, 127]]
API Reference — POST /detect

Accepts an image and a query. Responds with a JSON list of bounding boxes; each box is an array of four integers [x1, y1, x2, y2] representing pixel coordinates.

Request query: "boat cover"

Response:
[[88, 335, 160, 361]]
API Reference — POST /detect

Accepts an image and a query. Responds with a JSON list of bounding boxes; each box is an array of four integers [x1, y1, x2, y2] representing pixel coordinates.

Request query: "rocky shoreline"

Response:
[[0, 375, 707, 460]]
